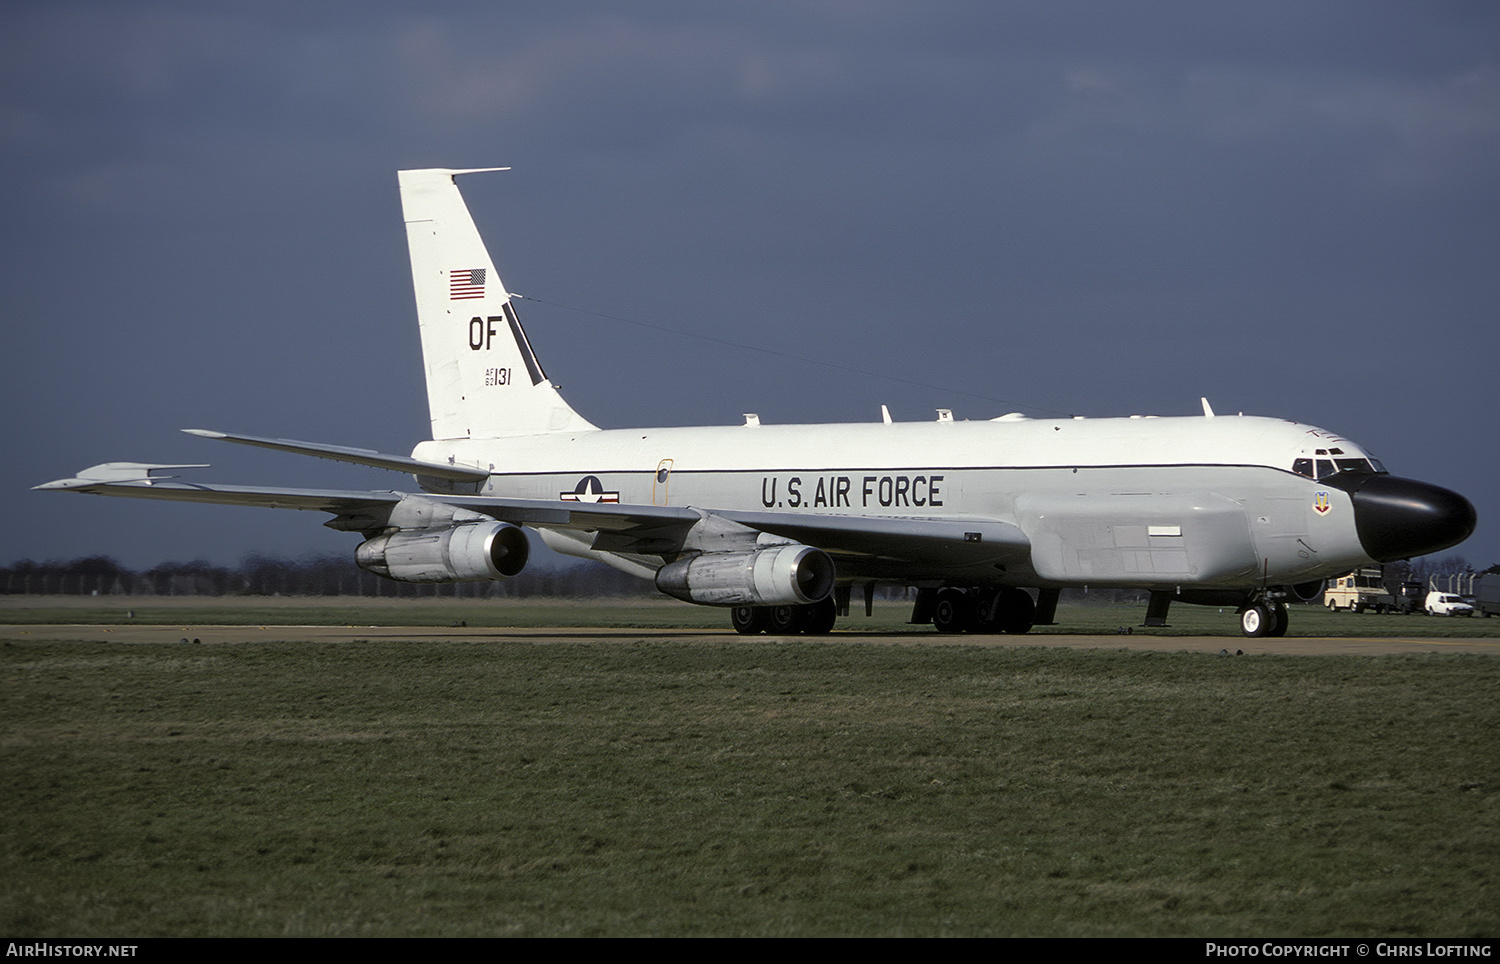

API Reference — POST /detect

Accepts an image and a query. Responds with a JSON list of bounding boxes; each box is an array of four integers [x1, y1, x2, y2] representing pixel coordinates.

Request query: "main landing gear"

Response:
[[730, 585, 1054, 636], [917, 586, 1040, 635], [731, 597, 838, 635]]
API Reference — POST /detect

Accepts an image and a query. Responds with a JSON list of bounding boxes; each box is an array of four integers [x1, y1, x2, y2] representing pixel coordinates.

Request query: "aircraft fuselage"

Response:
[[413, 413, 1404, 591]]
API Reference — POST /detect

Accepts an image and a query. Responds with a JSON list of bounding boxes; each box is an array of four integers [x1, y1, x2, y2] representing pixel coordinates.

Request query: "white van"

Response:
[[1425, 592, 1474, 616]]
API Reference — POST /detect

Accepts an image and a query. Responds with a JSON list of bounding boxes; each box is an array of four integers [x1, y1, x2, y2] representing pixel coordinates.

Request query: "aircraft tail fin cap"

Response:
[[397, 167, 596, 440]]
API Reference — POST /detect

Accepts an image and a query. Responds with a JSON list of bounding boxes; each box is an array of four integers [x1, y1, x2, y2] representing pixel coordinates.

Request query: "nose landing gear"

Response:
[[1238, 598, 1289, 638]]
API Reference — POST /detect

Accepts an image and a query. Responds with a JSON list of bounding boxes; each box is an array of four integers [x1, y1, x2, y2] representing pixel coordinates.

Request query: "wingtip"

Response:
[[32, 478, 82, 491]]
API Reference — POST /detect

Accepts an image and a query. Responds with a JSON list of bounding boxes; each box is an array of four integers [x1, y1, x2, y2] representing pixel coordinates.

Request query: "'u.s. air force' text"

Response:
[[760, 475, 944, 509]]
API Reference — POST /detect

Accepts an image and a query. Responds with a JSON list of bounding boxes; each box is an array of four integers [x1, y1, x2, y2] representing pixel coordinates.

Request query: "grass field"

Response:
[[2, 603, 1496, 936]]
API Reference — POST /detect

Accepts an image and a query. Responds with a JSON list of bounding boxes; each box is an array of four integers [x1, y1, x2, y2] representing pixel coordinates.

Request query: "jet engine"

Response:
[[1287, 579, 1326, 604], [355, 521, 529, 583], [655, 545, 835, 606]]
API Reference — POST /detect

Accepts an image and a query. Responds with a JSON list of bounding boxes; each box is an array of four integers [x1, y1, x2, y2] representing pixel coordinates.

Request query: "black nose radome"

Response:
[[1322, 474, 1477, 562]]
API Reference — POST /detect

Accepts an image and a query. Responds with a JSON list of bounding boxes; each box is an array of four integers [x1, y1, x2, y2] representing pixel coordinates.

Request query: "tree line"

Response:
[[0, 553, 658, 599]]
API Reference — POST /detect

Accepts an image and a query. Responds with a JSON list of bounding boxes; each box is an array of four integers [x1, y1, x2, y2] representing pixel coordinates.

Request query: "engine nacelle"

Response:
[[654, 545, 835, 606], [1287, 579, 1326, 604], [355, 522, 529, 583]]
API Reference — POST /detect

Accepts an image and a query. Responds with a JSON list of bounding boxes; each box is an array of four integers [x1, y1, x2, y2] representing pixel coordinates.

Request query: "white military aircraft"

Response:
[[37, 168, 1477, 637]]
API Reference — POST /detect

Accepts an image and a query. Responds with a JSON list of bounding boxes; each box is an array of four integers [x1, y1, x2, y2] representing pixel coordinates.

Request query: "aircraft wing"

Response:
[[33, 463, 414, 513], [36, 464, 1030, 576]]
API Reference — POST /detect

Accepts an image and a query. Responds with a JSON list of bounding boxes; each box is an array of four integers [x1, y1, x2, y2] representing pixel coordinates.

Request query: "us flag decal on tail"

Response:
[[450, 268, 486, 300]]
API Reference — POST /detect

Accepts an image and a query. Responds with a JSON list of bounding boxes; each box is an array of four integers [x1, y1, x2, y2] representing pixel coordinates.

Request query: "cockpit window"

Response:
[[1292, 457, 1387, 479]]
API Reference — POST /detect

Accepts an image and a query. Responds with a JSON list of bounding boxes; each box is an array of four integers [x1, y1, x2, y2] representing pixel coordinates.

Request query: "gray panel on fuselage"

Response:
[[1016, 488, 1256, 585]]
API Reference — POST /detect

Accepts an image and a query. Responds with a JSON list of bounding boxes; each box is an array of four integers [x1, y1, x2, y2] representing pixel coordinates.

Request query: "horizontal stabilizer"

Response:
[[182, 429, 489, 482]]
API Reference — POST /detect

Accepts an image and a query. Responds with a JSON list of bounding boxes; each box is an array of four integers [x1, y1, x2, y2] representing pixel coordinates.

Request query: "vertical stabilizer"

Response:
[[398, 168, 596, 440]]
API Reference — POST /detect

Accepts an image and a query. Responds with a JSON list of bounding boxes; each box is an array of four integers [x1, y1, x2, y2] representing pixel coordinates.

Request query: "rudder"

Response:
[[398, 168, 596, 440]]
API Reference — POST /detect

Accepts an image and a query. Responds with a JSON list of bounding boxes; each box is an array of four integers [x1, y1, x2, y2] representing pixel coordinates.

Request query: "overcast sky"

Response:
[[5, 1, 1497, 572]]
